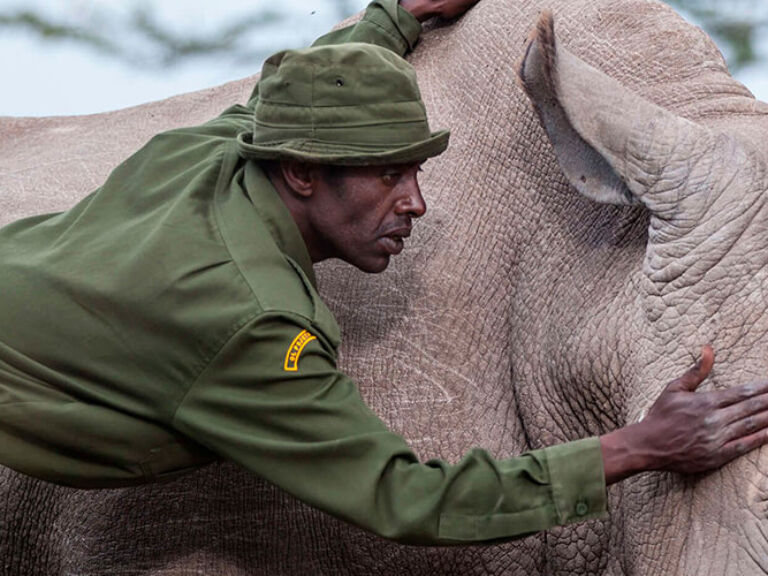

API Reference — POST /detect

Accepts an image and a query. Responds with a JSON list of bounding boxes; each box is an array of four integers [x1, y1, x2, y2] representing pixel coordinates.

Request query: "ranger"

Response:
[[2, 0, 768, 544]]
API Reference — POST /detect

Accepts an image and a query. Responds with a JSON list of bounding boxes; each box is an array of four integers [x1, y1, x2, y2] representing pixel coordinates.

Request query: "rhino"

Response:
[[1, 0, 767, 574]]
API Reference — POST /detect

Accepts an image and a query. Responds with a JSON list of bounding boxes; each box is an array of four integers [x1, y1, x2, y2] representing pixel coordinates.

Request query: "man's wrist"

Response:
[[600, 423, 657, 485], [398, 0, 437, 22]]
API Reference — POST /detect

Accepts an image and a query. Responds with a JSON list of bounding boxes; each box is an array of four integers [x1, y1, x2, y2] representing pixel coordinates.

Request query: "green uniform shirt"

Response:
[[0, 0, 607, 544]]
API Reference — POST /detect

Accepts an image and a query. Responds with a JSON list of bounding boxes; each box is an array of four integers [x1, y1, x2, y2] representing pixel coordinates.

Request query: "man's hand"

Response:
[[600, 346, 768, 485], [399, 0, 480, 22]]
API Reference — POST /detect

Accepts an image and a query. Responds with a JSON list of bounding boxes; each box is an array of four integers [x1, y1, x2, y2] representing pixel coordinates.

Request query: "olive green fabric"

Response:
[[0, 0, 607, 543], [237, 43, 450, 165]]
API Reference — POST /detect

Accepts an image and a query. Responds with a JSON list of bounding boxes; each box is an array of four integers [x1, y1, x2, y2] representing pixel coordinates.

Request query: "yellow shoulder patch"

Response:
[[284, 329, 317, 372]]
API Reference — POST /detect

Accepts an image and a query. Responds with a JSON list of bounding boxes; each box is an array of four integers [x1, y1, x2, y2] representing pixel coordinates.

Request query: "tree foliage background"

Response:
[[0, 0, 765, 71], [0, 1, 362, 69], [667, 0, 768, 71], [1, 0, 765, 116]]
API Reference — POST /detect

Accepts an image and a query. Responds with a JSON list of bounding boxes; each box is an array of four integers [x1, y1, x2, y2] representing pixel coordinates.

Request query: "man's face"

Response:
[[307, 163, 427, 273]]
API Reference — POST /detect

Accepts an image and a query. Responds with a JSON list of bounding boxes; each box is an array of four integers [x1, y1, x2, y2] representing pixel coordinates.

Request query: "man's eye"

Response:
[[382, 172, 400, 184]]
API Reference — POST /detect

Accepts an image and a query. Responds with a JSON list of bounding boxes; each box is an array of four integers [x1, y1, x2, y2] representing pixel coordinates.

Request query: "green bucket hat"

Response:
[[236, 42, 450, 166]]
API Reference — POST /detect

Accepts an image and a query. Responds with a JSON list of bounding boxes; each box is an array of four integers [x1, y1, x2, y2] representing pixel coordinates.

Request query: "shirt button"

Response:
[[575, 501, 589, 516]]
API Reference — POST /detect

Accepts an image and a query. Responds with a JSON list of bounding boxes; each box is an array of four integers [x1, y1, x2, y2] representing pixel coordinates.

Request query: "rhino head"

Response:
[[519, 11, 768, 574]]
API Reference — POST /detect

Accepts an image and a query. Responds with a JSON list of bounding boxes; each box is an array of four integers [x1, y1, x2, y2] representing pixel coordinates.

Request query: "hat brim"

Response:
[[236, 130, 450, 166]]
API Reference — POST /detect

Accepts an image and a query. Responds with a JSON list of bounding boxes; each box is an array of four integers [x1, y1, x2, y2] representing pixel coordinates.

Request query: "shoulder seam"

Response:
[[211, 141, 265, 311]]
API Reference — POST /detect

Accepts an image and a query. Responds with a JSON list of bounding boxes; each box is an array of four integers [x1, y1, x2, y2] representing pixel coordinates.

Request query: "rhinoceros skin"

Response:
[[2, 0, 768, 574]]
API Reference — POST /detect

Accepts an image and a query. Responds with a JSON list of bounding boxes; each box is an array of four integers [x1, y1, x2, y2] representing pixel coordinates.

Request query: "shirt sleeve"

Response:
[[246, 1, 421, 106], [172, 314, 607, 545], [310, 0, 422, 55]]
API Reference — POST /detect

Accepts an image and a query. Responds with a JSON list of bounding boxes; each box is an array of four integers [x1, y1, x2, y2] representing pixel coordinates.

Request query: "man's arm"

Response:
[[245, 1, 419, 107], [172, 312, 768, 544], [310, 1, 421, 55], [311, 0, 481, 53], [246, 0, 480, 106], [172, 315, 607, 545]]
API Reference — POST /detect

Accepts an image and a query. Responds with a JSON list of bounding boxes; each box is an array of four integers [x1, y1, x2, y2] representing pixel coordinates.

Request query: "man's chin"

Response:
[[350, 254, 391, 274]]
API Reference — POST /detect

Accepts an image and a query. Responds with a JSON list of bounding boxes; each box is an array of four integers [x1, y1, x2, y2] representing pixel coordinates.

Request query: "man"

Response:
[[2, 0, 768, 546]]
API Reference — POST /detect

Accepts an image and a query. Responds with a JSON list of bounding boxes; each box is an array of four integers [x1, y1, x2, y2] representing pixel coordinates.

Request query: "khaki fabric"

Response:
[[0, 0, 606, 543]]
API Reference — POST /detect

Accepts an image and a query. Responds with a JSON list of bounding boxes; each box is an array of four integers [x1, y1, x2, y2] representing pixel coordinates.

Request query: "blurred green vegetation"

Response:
[[667, 0, 767, 70], [0, 0, 765, 71], [0, 1, 360, 68]]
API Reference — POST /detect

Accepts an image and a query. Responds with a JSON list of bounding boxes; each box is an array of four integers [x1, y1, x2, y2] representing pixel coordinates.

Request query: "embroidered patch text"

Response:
[[284, 329, 317, 372]]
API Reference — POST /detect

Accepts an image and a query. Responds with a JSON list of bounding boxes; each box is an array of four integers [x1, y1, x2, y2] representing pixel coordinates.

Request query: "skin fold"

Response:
[[2, 0, 768, 574]]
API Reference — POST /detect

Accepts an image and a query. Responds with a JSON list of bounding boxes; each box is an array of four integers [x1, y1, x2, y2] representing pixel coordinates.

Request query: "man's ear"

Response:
[[280, 160, 316, 199]]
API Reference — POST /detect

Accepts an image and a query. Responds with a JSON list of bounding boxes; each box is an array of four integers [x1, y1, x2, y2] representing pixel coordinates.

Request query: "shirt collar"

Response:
[[242, 161, 317, 288]]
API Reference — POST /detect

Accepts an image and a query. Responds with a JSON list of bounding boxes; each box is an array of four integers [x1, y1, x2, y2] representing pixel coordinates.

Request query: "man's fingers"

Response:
[[721, 428, 768, 462], [723, 407, 768, 443], [715, 382, 768, 409], [668, 345, 715, 392]]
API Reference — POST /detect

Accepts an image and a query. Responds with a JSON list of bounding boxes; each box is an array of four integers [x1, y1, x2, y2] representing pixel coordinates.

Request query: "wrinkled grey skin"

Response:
[[2, 0, 768, 574]]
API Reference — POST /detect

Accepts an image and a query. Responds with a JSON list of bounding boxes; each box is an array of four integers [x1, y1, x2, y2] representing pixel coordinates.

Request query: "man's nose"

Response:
[[395, 180, 427, 218]]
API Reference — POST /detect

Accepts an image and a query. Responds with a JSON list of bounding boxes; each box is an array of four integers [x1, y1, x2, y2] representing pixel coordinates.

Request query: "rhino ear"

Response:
[[518, 12, 714, 217], [518, 12, 637, 207]]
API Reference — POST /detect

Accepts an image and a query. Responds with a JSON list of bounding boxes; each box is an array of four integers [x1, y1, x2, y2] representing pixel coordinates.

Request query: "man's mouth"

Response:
[[379, 227, 411, 256]]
